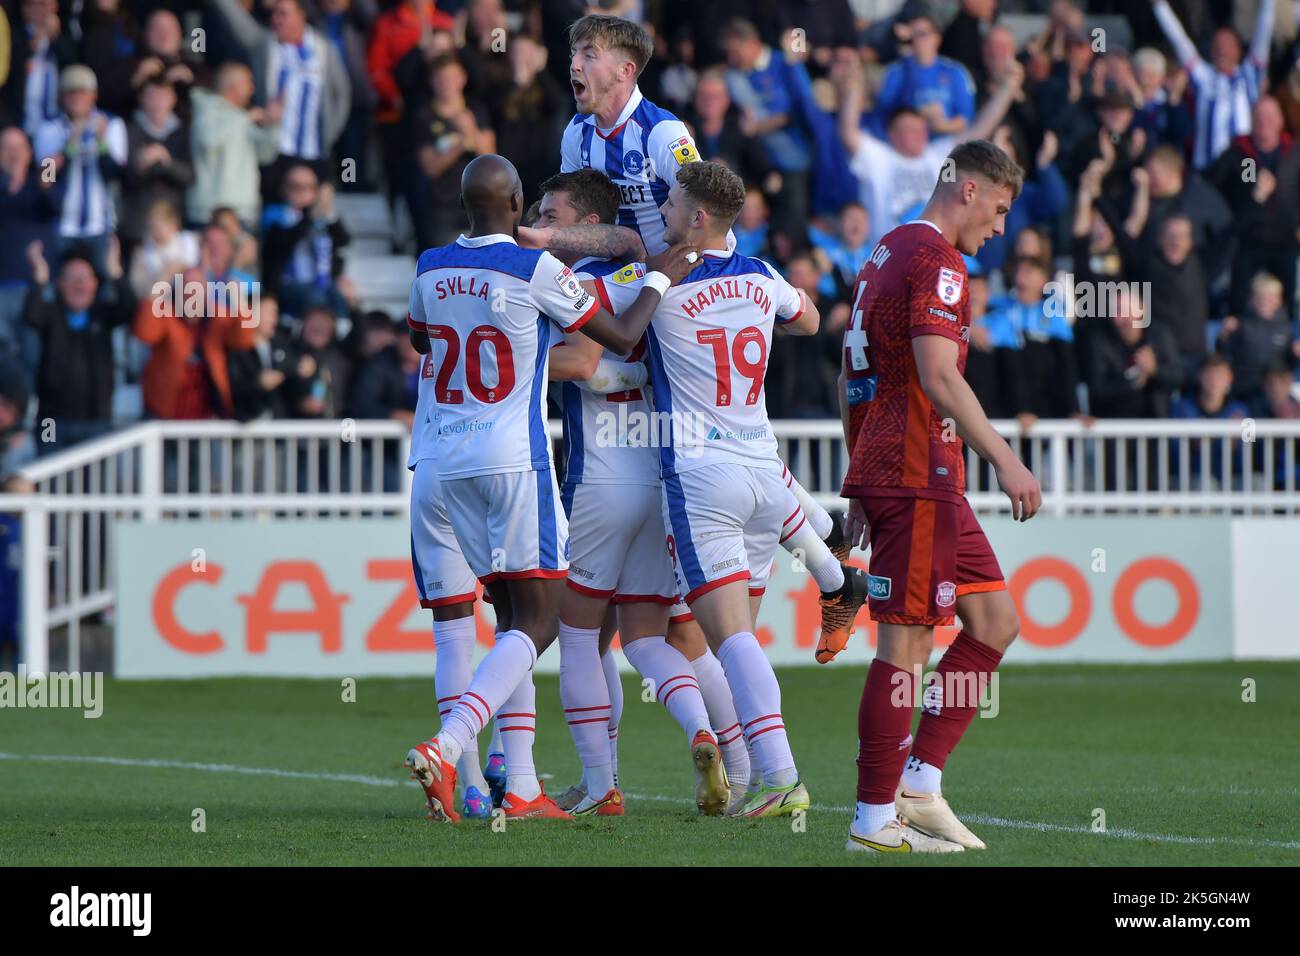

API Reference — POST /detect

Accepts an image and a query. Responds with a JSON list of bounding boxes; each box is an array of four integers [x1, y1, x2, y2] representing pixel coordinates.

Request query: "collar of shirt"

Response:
[[457, 233, 516, 247], [588, 86, 644, 136], [67, 309, 90, 331]]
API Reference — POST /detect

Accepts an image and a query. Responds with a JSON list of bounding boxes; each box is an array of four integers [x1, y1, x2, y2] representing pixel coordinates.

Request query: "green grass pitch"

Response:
[[2, 663, 1297, 866]]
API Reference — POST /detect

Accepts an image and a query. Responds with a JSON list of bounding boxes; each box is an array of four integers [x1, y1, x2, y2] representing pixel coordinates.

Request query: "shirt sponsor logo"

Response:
[[936, 580, 957, 607], [867, 574, 892, 600], [555, 266, 584, 299], [845, 375, 878, 405], [612, 263, 646, 285], [711, 557, 742, 573], [937, 267, 963, 306], [670, 135, 699, 165], [928, 306, 957, 322]]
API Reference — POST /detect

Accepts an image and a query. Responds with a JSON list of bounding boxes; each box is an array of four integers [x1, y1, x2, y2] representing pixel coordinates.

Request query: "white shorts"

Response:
[[661, 462, 786, 605], [562, 481, 676, 604], [441, 468, 569, 583], [410, 459, 478, 608]]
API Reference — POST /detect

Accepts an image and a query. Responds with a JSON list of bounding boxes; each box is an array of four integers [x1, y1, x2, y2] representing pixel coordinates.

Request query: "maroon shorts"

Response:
[[858, 494, 1005, 627]]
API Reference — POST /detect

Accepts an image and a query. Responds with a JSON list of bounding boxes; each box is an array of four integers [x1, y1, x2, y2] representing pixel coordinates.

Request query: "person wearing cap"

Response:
[[31, 64, 128, 273]]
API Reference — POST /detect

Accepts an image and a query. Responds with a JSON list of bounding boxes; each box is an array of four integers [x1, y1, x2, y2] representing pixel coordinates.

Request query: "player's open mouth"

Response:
[[571, 78, 587, 98]]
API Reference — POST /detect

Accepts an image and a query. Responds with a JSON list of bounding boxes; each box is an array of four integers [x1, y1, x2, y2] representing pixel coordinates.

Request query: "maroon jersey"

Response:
[[841, 221, 970, 502]]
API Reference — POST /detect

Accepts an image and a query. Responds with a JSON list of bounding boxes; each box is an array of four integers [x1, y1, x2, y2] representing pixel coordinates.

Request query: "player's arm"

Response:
[[518, 224, 647, 263], [548, 328, 602, 381], [406, 272, 430, 354], [579, 244, 698, 355], [779, 288, 820, 336], [912, 334, 1041, 521]]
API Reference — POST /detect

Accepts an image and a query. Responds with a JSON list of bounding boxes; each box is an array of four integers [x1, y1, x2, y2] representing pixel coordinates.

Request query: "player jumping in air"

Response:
[[551, 12, 867, 677], [839, 140, 1042, 852], [404, 153, 697, 823]]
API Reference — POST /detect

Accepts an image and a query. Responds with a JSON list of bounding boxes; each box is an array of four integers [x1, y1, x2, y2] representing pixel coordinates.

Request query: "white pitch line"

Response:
[[2, 752, 1297, 852]]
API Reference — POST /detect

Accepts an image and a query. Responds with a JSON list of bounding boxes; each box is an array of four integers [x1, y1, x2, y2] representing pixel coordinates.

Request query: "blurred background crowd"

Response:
[[1, 0, 1300, 489]]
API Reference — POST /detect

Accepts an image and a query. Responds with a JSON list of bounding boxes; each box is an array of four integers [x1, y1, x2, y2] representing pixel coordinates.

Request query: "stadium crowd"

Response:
[[1, 0, 1300, 490]]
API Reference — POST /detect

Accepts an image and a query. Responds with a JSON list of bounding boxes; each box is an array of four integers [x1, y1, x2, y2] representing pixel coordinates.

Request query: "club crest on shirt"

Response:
[[555, 266, 583, 299], [624, 150, 644, 175], [670, 136, 700, 165], [937, 267, 963, 306], [612, 263, 646, 284]]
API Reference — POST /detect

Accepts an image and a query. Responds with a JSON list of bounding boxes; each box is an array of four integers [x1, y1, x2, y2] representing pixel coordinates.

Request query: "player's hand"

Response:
[[995, 458, 1041, 522], [646, 243, 699, 285], [516, 225, 552, 249], [845, 498, 870, 551]]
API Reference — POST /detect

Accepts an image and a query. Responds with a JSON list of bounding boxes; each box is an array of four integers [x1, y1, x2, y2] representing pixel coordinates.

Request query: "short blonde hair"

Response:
[[1251, 272, 1284, 297]]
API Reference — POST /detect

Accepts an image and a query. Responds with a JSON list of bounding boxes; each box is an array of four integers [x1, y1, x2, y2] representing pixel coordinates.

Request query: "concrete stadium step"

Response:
[[334, 192, 394, 240], [343, 252, 416, 316]]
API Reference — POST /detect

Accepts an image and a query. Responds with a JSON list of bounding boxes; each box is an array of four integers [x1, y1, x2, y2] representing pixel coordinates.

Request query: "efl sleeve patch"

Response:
[[555, 265, 584, 299], [936, 267, 964, 306], [670, 135, 700, 165]]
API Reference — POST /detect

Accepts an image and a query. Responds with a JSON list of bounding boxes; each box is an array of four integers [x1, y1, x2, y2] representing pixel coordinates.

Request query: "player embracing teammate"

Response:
[[839, 140, 1042, 852]]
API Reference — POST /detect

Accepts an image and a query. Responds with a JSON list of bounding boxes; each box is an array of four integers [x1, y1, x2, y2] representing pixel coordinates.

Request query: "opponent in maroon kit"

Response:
[[838, 140, 1042, 853]]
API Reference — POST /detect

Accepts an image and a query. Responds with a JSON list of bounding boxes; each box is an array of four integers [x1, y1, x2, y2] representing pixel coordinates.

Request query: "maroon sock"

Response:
[[910, 630, 1003, 771], [856, 659, 915, 804]]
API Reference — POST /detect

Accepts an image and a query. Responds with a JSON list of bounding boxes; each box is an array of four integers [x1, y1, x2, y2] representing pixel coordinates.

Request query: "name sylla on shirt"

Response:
[[50, 886, 151, 936], [432, 275, 491, 300], [681, 278, 772, 319]]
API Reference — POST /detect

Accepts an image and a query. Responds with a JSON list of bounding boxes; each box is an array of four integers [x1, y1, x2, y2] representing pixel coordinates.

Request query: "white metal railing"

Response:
[[8, 417, 1300, 674]]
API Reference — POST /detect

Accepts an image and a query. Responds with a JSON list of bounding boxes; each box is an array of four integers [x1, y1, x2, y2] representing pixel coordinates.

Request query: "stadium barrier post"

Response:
[[21, 504, 50, 677]]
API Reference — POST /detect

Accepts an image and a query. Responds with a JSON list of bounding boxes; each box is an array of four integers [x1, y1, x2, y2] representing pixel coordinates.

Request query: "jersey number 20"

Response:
[[427, 324, 516, 404]]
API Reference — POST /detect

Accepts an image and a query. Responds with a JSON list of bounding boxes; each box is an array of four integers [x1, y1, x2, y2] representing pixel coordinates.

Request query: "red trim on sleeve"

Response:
[[566, 295, 601, 332], [593, 277, 615, 315]]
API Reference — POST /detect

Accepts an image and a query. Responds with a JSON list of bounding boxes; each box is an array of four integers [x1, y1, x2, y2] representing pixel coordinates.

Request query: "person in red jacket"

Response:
[[134, 224, 257, 420], [367, 0, 455, 222]]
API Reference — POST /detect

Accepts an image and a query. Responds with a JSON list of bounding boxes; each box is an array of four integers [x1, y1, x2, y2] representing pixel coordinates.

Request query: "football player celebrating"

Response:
[[593, 161, 821, 818], [549, 11, 868, 680], [404, 154, 697, 823], [839, 140, 1041, 852], [536, 168, 751, 816]]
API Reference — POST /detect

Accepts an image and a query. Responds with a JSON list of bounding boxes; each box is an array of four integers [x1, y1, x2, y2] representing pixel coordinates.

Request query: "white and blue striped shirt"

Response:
[[1153, 0, 1274, 169], [269, 32, 324, 160], [34, 112, 129, 239], [560, 86, 702, 255], [22, 33, 61, 139]]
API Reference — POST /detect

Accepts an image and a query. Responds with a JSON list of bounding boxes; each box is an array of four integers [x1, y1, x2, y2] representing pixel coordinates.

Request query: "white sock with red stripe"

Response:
[[601, 647, 623, 787], [558, 621, 615, 797], [433, 616, 489, 794], [622, 636, 711, 742], [785, 470, 833, 539], [437, 628, 536, 769], [781, 505, 844, 593], [498, 671, 541, 802], [716, 631, 798, 788], [689, 647, 750, 792]]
